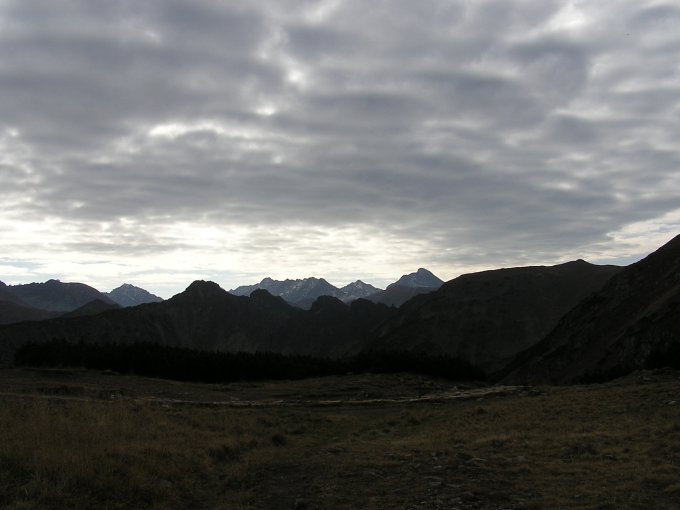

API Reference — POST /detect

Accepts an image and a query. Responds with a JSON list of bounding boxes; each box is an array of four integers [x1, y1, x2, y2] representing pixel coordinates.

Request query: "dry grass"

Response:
[[1, 369, 680, 509], [0, 398, 270, 509]]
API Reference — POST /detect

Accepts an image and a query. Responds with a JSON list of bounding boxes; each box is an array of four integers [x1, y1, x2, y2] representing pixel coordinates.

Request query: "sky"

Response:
[[1, 0, 680, 298]]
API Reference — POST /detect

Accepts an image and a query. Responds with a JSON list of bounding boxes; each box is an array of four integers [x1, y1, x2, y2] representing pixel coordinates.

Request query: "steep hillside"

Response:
[[369, 260, 622, 373], [502, 234, 680, 384]]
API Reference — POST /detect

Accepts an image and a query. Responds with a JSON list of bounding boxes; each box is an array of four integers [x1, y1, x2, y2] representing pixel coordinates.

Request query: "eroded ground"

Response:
[[1, 368, 679, 509]]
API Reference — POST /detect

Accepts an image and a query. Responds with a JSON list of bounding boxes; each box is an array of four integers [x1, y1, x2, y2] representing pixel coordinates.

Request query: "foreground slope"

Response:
[[502, 234, 680, 384], [370, 261, 622, 373]]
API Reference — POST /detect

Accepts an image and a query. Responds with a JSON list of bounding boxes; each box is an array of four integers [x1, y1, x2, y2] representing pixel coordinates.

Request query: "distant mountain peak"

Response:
[[106, 283, 163, 308], [183, 280, 227, 299], [391, 268, 444, 289]]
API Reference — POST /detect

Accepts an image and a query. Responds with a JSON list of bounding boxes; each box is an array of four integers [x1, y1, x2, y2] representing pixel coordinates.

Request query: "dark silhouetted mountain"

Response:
[[368, 260, 622, 373], [0, 300, 57, 325], [106, 284, 163, 307], [9, 279, 115, 312], [275, 296, 395, 358], [501, 234, 680, 384], [60, 299, 122, 319], [0, 280, 394, 365], [0, 281, 16, 302], [367, 268, 444, 307], [0, 280, 57, 325]]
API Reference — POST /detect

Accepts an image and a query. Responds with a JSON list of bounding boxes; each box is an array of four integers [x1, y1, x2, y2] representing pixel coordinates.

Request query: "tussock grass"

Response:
[[1, 369, 680, 509], [0, 398, 273, 509]]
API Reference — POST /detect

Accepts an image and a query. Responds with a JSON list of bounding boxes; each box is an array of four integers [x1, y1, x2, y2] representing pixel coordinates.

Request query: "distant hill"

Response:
[[0, 280, 58, 325], [368, 260, 622, 373], [230, 277, 382, 308], [9, 280, 115, 312], [367, 268, 444, 307], [501, 234, 680, 384], [0, 281, 394, 366], [106, 284, 163, 307], [60, 299, 122, 319]]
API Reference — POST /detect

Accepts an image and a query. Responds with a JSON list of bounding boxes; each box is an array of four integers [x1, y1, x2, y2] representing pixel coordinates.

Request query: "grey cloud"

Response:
[[1, 0, 680, 287]]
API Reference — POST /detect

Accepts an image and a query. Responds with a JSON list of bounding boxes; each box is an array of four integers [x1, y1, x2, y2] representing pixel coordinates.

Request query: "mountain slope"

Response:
[[9, 280, 115, 312], [106, 284, 163, 307], [60, 299, 122, 319], [0, 300, 57, 325], [369, 260, 622, 373], [501, 234, 680, 384]]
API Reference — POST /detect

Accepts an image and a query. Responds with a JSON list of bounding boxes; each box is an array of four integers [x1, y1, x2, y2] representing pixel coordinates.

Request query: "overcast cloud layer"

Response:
[[1, 0, 680, 297]]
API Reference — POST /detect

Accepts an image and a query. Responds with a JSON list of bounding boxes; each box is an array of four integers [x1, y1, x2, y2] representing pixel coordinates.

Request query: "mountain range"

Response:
[[0, 259, 618, 373], [229, 268, 443, 308], [0, 281, 164, 325], [0, 282, 394, 365], [1, 234, 679, 385]]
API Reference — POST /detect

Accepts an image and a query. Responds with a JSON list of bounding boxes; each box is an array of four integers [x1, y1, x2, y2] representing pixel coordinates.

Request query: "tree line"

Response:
[[14, 340, 485, 383]]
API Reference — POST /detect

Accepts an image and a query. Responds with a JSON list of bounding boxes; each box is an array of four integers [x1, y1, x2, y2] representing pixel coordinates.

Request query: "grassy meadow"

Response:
[[1, 368, 679, 509]]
